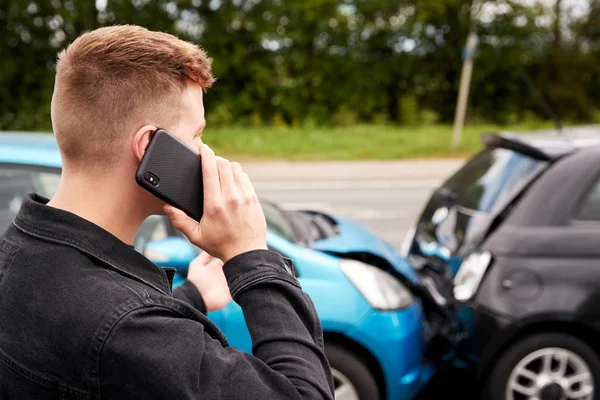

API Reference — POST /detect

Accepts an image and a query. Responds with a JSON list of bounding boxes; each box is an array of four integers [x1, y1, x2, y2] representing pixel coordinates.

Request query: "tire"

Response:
[[325, 343, 380, 400], [484, 332, 600, 400]]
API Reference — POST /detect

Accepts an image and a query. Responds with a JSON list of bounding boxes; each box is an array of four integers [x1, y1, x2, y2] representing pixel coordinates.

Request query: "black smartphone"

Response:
[[135, 128, 203, 221]]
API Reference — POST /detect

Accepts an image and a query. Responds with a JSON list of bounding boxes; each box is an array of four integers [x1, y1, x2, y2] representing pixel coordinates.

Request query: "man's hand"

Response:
[[187, 251, 231, 312], [164, 144, 268, 262]]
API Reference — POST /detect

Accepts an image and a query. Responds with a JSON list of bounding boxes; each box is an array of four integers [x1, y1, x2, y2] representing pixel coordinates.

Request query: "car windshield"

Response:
[[0, 164, 299, 245], [260, 200, 298, 243], [442, 147, 546, 213]]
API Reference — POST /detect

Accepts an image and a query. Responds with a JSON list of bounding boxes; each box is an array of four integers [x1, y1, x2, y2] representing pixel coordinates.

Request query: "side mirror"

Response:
[[144, 237, 196, 274]]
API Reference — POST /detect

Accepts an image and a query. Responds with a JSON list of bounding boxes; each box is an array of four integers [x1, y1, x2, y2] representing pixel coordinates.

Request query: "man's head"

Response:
[[51, 25, 214, 172], [51, 25, 214, 217]]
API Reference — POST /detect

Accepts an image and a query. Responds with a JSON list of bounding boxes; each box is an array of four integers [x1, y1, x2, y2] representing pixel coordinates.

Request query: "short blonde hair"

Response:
[[51, 25, 214, 170]]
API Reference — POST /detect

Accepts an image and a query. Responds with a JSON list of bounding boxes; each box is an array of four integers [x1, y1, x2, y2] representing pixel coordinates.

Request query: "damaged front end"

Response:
[[322, 247, 470, 368], [296, 208, 466, 364], [304, 213, 469, 367], [410, 257, 471, 365]]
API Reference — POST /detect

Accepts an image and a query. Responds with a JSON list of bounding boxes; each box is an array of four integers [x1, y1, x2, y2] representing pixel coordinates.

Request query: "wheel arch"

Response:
[[477, 319, 600, 393], [324, 331, 387, 400]]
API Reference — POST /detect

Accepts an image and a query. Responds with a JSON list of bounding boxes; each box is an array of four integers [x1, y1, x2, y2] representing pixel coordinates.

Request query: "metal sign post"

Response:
[[452, 32, 479, 149]]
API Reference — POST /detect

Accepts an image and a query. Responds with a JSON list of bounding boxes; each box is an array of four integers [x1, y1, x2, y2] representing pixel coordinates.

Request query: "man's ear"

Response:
[[133, 125, 157, 162]]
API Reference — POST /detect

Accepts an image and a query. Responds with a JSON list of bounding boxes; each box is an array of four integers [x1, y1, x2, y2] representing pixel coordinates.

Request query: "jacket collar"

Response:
[[13, 193, 175, 295]]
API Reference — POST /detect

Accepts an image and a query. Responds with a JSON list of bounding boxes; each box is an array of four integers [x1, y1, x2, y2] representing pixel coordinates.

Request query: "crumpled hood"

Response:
[[309, 215, 419, 283]]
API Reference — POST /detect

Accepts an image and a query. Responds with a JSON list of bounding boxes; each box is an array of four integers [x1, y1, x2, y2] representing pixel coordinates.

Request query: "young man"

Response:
[[0, 25, 334, 399]]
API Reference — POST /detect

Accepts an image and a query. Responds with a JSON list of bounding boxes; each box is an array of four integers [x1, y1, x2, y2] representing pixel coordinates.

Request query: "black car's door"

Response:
[[478, 145, 600, 321]]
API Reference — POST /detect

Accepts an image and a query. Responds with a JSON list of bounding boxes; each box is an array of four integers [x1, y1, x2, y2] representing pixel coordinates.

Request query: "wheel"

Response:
[[325, 343, 380, 400], [484, 332, 600, 400]]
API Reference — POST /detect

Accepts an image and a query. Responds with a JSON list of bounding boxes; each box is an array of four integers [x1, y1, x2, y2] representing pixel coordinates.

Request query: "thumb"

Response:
[[164, 205, 200, 242]]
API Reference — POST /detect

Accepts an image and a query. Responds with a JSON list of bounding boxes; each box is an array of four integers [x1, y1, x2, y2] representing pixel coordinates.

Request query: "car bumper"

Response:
[[346, 303, 435, 400], [471, 304, 518, 377], [410, 262, 505, 368]]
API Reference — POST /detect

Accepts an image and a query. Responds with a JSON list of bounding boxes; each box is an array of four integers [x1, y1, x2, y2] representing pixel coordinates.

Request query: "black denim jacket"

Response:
[[0, 194, 334, 399]]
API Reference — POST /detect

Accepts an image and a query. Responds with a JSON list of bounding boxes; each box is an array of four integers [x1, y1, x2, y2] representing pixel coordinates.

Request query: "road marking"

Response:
[[254, 179, 441, 191]]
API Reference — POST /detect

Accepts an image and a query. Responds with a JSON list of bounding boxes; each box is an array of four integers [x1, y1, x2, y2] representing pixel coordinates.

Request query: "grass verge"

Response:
[[205, 122, 557, 161]]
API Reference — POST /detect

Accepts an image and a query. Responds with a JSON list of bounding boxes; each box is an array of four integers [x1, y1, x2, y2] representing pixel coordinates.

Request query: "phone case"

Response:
[[135, 129, 203, 221]]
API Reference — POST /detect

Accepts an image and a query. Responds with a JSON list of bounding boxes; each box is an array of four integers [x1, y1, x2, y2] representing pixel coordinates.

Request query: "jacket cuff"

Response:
[[172, 280, 207, 315], [223, 250, 299, 300]]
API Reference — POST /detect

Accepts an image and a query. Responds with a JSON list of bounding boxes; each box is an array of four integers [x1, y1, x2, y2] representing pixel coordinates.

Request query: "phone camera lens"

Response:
[[144, 172, 160, 187]]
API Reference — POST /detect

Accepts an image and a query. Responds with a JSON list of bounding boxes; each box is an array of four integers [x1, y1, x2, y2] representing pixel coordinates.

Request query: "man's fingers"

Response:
[[194, 251, 212, 266], [242, 173, 257, 198], [231, 162, 247, 195], [216, 156, 236, 198], [200, 145, 220, 208], [164, 205, 200, 242], [231, 162, 243, 183]]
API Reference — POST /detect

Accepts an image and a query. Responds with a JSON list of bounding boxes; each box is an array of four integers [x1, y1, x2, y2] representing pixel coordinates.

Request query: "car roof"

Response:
[[0, 131, 61, 168], [489, 125, 600, 160]]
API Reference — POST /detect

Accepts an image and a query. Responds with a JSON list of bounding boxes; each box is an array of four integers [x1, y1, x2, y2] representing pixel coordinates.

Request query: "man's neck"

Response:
[[47, 176, 148, 246]]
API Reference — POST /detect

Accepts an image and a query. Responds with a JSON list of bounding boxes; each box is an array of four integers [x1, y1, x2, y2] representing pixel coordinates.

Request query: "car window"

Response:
[[443, 147, 546, 213], [0, 165, 61, 231], [133, 216, 171, 252], [577, 180, 600, 220], [261, 200, 298, 243]]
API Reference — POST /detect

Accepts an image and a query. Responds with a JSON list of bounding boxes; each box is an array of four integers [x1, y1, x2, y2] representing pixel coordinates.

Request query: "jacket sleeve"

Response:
[[172, 280, 207, 314], [98, 250, 334, 400]]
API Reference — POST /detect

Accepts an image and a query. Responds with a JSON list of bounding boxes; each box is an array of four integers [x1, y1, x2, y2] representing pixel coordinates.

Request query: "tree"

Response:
[[0, 0, 599, 130]]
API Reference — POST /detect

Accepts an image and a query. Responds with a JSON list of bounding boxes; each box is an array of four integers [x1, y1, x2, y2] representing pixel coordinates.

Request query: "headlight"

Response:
[[340, 259, 414, 310], [453, 251, 492, 302]]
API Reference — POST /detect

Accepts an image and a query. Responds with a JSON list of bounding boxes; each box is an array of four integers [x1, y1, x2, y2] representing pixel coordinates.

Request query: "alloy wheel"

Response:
[[332, 368, 360, 400], [506, 347, 594, 400]]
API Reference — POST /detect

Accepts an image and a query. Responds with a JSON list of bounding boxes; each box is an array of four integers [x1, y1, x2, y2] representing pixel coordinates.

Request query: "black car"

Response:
[[403, 127, 600, 399]]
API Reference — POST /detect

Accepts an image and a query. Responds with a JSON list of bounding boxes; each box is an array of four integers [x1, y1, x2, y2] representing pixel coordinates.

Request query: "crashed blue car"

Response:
[[0, 132, 438, 400]]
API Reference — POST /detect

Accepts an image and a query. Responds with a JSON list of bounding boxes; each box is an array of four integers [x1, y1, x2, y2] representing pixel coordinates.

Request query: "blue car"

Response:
[[0, 132, 436, 400]]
